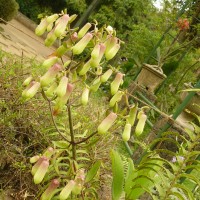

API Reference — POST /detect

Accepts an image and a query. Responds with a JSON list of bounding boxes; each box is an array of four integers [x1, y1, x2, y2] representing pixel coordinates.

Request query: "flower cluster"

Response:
[[177, 18, 190, 31], [22, 12, 122, 115], [30, 147, 86, 200], [24, 11, 148, 200]]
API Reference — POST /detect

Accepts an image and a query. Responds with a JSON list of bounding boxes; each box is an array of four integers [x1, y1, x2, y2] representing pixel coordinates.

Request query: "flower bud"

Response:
[[96, 66, 102, 75], [62, 83, 74, 104], [78, 23, 92, 38], [64, 60, 71, 68], [45, 30, 57, 47], [40, 64, 62, 87], [22, 81, 35, 98], [72, 170, 85, 195], [72, 183, 82, 195], [81, 87, 90, 105], [63, 39, 72, 49], [90, 78, 101, 92], [135, 111, 147, 137], [109, 91, 124, 107], [22, 76, 33, 86], [100, 69, 113, 82], [43, 147, 54, 158], [75, 169, 85, 182], [22, 82, 40, 100], [56, 76, 68, 97], [90, 43, 106, 67], [106, 25, 114, 34], [46, 23, 53, 32], [53, 83, 74, 115], [105, 36, 118, 54], [69, 14, 78, 23], [59, 180, 76, 200], [41, 179, 60, 200], [105, 43, 120, 60], [35, 18, 48, 36], [45, 82, 58, 97], [72, 33, 93, 55], [122, 123, 131, 142], [91, 44, 100, 59], [55, 45, 68, 57], [110, 73, 124, 95], [42, 56, 59, 69], [71, 32, 78, 42], [74, 169, 85, 185], [72, 71, 78, 82], [30, 155, 40, 164], [46, 14, 59, 24], [97, 112, 117, 134], [31, 156, 47, 176], [31, 157, 41, 176], [113, 102, 118, 113], [54, 14, 70, 37], [78, 60, 91, 76], [34, 160, 49, 184], [127, 104, 138, 126]]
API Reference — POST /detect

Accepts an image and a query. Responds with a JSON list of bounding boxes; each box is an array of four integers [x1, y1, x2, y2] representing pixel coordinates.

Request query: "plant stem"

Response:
[[175, 60, 199, 91], [67, 103, 77, 160], [47, 100, 71, 143], [44, 90, 71, 143], [75, 131, 98, 145]]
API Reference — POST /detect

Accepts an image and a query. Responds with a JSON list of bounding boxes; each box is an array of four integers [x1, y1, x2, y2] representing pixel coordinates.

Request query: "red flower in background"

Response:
[[177, 18, 190, 30]]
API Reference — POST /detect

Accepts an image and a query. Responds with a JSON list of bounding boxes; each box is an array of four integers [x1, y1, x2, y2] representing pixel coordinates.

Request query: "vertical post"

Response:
[[73, 0, 101, 28]]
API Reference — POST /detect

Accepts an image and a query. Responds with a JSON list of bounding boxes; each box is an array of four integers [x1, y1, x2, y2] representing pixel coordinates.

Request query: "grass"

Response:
[[0, 50, 51, 199]]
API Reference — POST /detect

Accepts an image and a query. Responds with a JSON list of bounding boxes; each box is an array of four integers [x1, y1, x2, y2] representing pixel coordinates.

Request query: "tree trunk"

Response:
[[73, 0, 101, 28]]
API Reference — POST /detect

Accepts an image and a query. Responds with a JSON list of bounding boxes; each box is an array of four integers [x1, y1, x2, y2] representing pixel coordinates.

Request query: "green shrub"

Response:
[[0, 0, 19, 22]]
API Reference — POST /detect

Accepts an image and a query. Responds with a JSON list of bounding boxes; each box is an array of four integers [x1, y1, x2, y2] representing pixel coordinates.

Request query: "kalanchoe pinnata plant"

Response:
[[135, 110, 147, 137], [41, 179, 60, 200], [22, 10, 147, 199]]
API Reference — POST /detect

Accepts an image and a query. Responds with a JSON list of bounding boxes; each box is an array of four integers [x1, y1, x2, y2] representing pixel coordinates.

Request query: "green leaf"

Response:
[[162, 131, 188, 143], [85, 160, 101, 183], [181, 88, 200, 92], [187, 150, 200, 159], [76, 149, 89, 155], [110, 150, 124, 200], [165, 47, 182, 58], [155, 149, 177, 157], [128, 184, 155, 200], [173, 183, 194, 199], [125, 158, 134, 181], [185, 165, 200, 173], [178, 174, 200, 187], [156, 47, 161, 62], [168, 192, 185, 200], [52, 141, 69, 148], [73, 122, 82, 130], [126, 169, 156, 199], [77, 157, 90, 161]]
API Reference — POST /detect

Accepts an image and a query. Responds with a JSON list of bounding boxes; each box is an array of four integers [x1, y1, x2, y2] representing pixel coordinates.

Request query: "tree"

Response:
[[0, 0, 19, 22]]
